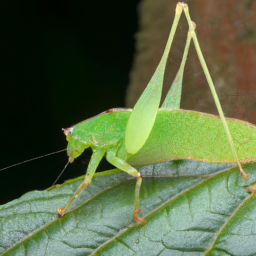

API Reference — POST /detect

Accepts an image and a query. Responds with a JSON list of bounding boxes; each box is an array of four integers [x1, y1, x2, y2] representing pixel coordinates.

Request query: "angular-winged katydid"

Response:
[[57, 2, 253, 224]]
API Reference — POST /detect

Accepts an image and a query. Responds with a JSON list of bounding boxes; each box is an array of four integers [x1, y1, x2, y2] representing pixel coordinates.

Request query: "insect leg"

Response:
[[57, 148, 105, 217], [183, 3, 249, 180], [106, 151, 146, 224], [246, 184, 256, 195]]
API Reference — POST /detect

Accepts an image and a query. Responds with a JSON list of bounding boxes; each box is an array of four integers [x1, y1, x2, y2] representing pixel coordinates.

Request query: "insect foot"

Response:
[[245, 184, 256, 195], [133, 209, 146, 225], [240, 170, 250, 181], [57, 207, 64, 217]]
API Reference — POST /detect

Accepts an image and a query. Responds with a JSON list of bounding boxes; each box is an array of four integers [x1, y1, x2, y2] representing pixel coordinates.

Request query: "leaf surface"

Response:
[[1, 161, 256, 256]]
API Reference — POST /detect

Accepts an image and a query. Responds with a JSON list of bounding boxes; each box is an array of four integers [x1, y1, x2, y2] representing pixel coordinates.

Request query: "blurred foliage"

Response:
[[127, 0, 256, 123]]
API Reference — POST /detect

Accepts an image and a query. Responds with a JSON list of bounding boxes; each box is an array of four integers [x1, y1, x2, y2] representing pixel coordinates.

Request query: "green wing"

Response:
[[125, 3, 183, 155]]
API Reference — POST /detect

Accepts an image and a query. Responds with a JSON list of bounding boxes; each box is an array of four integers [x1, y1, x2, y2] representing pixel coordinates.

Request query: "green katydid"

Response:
[[57, 2, 253, 224]]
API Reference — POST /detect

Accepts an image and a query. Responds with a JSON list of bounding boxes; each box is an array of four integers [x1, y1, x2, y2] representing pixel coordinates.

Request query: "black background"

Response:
[[0, 0, 140, 204]]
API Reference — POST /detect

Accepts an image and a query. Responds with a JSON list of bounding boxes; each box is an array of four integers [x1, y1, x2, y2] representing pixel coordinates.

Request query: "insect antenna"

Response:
[[51, 158, 70, 186], [0, 149, 66, 172]]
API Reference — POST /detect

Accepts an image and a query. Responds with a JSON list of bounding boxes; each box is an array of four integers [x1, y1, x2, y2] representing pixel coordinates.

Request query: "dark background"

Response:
[[0, 0, 140, 204]]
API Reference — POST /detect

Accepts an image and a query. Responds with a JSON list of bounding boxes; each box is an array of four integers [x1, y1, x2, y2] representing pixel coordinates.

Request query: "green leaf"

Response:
[[1, 161, 256, 255]]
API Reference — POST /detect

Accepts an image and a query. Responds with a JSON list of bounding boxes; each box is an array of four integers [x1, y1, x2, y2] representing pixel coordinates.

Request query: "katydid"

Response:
[[57, 2, 252, 224]]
